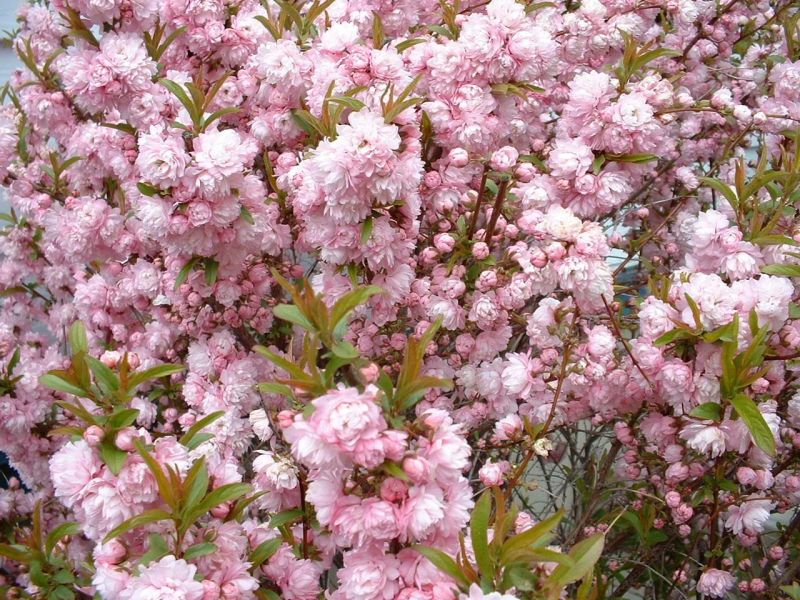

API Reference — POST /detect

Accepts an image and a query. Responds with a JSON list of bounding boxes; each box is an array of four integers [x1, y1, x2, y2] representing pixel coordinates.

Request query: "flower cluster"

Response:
[[1, 0, 800, 599]]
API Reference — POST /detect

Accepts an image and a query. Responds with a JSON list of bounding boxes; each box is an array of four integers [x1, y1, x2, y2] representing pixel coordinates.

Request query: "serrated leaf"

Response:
[[250, 538, 282, 568], [256, 382, 295, 398], [107, 408, 140, 430], [761, 263, 800, 277], [413, 545, 471, 590], [273, 304, 315, 331], [269, 508, 304, 529], [140, 533, 170, 566], [689, 402, 723, 421], [470, 491, 493, 580], [68, 321, 88, 354], [127, 364, 185, 390], [179, 410, 225, 447], [192, 483, 251, 518], [100, 440, 128, 476], [45, 522, 80, 557], [174, 257, 200, 290], [0, 543, 31, 563], [183, 542, 217, 560], [85, 355, 120, 394], [501, 510, 563, 561], [103, 509, 172, 543], [549, 532, 604, 587], [40, 374, 87, 397], [330, 285, 384, 334], [730, 394, 776, 456]]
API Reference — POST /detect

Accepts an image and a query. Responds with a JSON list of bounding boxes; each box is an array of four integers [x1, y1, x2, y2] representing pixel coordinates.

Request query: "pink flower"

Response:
[[724, 499, 775, 535], [49, 440, 103, 508], [490, 146, 519, 171], [310, 385, 387, 454], [459, 584, 519, 599], [696, 569, 735, 599], [548, 138, 594, 179], [136, 127, 189, 187], [332, 546, 401, 600], [119, 555, 205, 600]]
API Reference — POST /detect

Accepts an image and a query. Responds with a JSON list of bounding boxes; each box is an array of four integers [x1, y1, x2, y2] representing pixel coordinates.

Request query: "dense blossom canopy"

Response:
[[0, 0, 800, 598]]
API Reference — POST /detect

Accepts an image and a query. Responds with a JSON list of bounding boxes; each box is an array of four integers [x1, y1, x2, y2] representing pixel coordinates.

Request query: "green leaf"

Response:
[[381, 461, 409, 482], [204, 259, 219, 286], [328, 96, 367, 111], [240, 206, 255, 225], [607, 153, 659, 163], [160, 79, 200, 126], [68, 321, 88, 354], [107, 408, 140, 430], [0, 543, 32, 563], [140, 533, 170, 566], [54, 400, 97, 424], [331, 341, 359, 360], [269, 508, 304, 529], [549, 532, 604, 587], [183, 457, 209, 511], [360, 216, 374, 244], [395, 38, 425, 52], [699, 177, 739, 211], [413, 545, 471, 590], [730, 394, 776, 456], [761, 263, 800, 277], [103, 509, 172, 543], [684, 293, 703, 330], [40, 374, 87, 397], [330, 285, 384, 333], [183, 542, 218, 560], [470, 491, 494, 581], [256, 382, 295, 398], [51, 585, 75, 600], [184, 432, 214, 451], [100, 439, 128, 476], [127, 364, 186, 390], [137, 182, 160, 196], [250, 538, 282, 568], [227, 491, 268, 523], [253, 346, 314, 383], [134, 438, 176, 509], [780, 583, 800, 600], [273, 304, 316, 331], [689, 402, 723, 422], [85, 355, 120, 394], [501, 510, 563, 561], [191, 483, 251, 518], [45, 522, 80, 557], [174, 256, 200, 290], [203, 107, 241, 130], [179, 410, 225, 447], [52, 570, 75, 584]]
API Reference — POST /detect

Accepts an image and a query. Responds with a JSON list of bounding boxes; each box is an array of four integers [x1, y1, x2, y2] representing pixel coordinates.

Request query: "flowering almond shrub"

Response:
[[1, 0, 800, 598]]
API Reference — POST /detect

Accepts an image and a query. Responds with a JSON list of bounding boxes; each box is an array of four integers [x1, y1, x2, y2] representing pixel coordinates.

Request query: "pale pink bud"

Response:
[[490, 146, 519, 171], [277, 410, 295, 429], [380, 477, 408, 502], [472, 242, 490, 259], [83, 425, 105, 447], [665, 491, 681, 508], [115, 428, 136, 451], [100, 351, 122, 368], [360, 363, 380, 383], [210, 503, 229, 519], [434, 233, 456, 253]]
